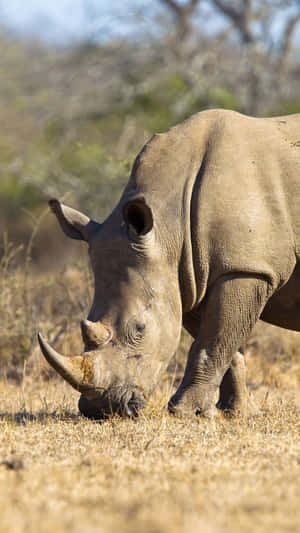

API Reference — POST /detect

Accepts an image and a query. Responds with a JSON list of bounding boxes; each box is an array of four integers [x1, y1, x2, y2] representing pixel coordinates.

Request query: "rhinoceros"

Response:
[[38, 109, 300, 419]]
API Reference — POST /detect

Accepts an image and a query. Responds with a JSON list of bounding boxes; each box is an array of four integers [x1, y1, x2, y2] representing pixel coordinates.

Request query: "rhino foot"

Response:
[[217, 396, 260, 417], [216, 398, 246, 417], [169, 402, 218, 419], [216, 351, 259, 417], [168, 385, 218, 419]]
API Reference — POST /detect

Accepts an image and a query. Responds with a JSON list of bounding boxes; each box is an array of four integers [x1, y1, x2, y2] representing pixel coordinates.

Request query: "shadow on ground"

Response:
[[0, 410, 83, 425]]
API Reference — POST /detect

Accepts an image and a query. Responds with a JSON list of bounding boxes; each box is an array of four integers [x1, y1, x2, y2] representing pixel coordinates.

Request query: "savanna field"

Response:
[[0, 242, 299, 533], [1, 4, 300, 529]]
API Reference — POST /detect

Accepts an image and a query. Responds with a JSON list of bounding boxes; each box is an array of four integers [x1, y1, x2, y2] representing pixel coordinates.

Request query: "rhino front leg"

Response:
[[169, 276, 271, 418]]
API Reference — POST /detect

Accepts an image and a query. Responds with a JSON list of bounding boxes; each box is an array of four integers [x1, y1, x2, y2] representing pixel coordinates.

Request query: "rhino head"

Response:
[[39, 195, 182, 419]]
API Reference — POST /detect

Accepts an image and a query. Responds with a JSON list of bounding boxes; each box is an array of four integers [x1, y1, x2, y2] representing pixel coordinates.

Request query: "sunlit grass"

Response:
[[0, 379, 299, 533]]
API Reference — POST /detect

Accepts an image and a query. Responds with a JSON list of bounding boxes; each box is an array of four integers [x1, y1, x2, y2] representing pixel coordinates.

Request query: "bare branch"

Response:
[[279, 13, 300, 65], [159, 0, 183, 18], [159, 0, 199, 16], [212, 0, 255, 43], [158, 0, 201, 41]]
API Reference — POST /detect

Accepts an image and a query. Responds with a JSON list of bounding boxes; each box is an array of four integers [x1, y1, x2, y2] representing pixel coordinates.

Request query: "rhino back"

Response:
[[195, 112, 299, 282]]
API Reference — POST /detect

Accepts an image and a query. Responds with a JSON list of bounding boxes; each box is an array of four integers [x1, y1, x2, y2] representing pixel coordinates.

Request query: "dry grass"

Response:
[[0, 378, 299, 533], [0, 238, 92, 381]]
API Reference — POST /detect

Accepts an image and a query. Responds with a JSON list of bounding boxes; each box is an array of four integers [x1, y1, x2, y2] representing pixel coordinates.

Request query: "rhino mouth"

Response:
[[78, 388, 146, 420]]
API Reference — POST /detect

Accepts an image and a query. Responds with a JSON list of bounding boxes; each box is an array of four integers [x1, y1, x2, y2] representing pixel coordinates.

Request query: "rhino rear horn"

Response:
[[49, 199, 100, 242], [81, 320, 111, 348]]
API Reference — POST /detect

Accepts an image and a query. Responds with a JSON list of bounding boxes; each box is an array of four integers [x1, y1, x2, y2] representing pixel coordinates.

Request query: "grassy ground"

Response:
[[0, 373, 299, 533]]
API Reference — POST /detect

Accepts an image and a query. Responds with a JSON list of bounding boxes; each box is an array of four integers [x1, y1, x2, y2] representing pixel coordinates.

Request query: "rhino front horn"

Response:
[[38, 332, 88, 392]]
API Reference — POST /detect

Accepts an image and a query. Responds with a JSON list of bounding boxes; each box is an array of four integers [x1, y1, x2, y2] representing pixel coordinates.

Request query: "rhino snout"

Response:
[[38, 327, 147, 419], [78, 388, 146, 420]]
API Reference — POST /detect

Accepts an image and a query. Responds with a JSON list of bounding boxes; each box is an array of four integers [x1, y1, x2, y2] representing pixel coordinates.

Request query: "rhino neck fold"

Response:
[[179, 159, 209, 314]]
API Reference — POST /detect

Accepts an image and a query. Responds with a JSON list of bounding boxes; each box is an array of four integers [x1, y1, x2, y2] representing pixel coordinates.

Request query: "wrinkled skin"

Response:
[[39, 109, 300, 420]]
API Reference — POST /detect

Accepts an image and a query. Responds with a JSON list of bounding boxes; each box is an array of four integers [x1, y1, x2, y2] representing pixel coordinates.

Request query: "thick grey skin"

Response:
[[46, 109, 300, 419]]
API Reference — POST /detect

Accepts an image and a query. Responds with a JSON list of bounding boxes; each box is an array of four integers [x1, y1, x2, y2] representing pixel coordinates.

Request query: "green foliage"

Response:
[[59, 142, 105, 176], [0, 177, 43, 218], [119, 76, 241, 133], [44, 119, 66, 145], [0, 34, 298, 255], [186, 87, 241, 116], [0, 138, 16, 164], [121, 74, 190, 131], [207, 88, 241, 111], [277, 97, 300, 115]]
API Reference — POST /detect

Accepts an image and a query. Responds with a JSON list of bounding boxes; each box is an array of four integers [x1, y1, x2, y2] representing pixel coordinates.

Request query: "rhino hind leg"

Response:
[[217, 350, 248, 415]]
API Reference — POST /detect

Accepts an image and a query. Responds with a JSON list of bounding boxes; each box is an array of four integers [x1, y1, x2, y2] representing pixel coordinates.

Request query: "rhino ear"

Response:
[[123, 197, 153, 236], [49, 199, 100, 242]]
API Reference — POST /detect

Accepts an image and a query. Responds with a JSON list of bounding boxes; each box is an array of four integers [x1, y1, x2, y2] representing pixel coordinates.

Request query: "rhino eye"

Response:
[[135, 322, 145, 334], [125, 320, 145, 346]]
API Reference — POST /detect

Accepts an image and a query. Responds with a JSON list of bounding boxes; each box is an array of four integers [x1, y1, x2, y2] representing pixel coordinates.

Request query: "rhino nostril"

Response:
[[125, 391, 146, 417]]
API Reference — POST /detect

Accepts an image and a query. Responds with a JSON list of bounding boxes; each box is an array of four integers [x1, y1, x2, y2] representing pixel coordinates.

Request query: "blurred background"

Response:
[[1, 0, 300, 383]]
